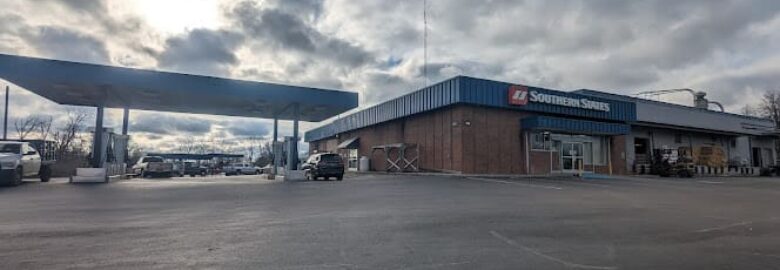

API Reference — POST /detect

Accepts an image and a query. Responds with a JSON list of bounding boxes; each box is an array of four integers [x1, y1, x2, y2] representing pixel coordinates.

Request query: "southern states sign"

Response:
[[508, 85, 529, 105], [508, 85, 610, 112]]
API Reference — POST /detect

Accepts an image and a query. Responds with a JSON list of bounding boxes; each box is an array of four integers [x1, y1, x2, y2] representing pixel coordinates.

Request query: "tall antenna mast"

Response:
[[423, 0, 428, 86]]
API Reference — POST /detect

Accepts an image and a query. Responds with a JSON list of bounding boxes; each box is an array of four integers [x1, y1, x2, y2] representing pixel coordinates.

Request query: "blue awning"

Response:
[[337, 137, 360, 149], [521, 116, 629, 135]]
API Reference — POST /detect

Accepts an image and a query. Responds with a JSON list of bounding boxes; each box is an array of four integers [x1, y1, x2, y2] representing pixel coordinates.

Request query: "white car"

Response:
[[132, 156, 175, 178], [224, 163, 261, 176], [0, 141, 49, 186]]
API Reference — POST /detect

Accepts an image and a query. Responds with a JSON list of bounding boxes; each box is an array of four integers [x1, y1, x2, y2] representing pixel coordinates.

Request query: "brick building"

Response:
[[305, 76, 777, 175]]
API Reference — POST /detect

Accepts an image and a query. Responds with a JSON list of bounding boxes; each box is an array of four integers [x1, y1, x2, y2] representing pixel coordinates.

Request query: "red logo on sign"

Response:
[[508, 85, 529, 105]]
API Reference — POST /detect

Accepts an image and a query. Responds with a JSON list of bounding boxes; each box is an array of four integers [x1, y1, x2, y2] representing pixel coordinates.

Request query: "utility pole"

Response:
[[423, 0, 428, 87]]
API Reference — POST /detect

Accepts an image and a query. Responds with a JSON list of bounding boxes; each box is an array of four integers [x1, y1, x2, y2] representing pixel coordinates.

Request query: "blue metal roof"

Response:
[[459, 77, 635, 122], [306, 76, 635, 142], [521, 116, 630, 135], [0, 54, 357, 121], [574, 88, 776, 122]]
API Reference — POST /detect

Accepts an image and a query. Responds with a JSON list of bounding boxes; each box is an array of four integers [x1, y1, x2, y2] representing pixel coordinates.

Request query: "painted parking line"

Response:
[[693, 217, 779, 233], [489, 230, 618, 270], [466, 177, 563, 190], [698, 180, 725, 184], [530, 178, 614, 188], [693, 221, 752, 233]]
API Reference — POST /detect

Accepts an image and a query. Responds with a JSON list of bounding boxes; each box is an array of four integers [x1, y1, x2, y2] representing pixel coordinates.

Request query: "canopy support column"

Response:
[[122, 108, 129, 135], [121, 108, 130, 171], [92, 106, 105, 168], [273, 117, 278, 175], [3, 85, 8, 140], [287, 103, 300, 170]]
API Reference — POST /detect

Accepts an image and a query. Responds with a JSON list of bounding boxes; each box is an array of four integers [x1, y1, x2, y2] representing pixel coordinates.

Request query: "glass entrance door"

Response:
[[561, 142, 584, 172], [347, 149, 359, 171]]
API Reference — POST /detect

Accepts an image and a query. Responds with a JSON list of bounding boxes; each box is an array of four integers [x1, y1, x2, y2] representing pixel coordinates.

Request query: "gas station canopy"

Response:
[[0, 54, 357, 121], [145, 153, 244, 160]]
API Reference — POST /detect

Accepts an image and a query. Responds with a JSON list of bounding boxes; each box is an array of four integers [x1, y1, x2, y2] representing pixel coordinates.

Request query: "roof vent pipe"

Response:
[[634, 88, 724, 112]]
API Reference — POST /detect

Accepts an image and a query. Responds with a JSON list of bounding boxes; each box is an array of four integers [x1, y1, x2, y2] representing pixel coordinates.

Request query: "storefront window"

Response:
[[347, 149, 359, 171], [531, 132, 551, 150], [579, 137, 607, 166], [583, 142, 593, 165], [591, 137, 607, 165]]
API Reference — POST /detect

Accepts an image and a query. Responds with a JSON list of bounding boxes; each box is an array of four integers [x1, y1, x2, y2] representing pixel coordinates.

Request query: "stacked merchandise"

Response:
[[694, 146, 726, 167]]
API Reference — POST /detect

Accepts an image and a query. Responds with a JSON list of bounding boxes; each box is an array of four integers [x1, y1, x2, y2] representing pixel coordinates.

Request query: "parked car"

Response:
[[132, 156, 174, 178], [183, 161, 208, 177], [302, 153, 344, 181], [224, 163, 261, 176], [259, 165, 274, 174], [0, 140, 55, 186], [172, 162, 184, 177]]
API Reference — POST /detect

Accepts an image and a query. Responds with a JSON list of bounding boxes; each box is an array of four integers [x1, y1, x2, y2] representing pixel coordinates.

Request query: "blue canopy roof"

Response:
[[145, 153, 244, 160], [0, 54, 357, 122]]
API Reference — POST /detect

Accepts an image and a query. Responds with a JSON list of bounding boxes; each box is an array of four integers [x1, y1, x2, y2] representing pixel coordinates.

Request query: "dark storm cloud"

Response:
[[25, 26, 110, 64], [420, 62, 504, 82], [583, 0, 780, 91], [30, 0, 107, 14], [423, 0, 780, 91], [2, 0, 148, 66], [696, 63, 780, 109], [30, 0, 144, 35], [228, 0, 375, 67], [267, 0, 324, 21], [358, 60, 508, 105], [612, 1, 780, 70], [130, 114, 212, 135], [362, 72, 411, 104], [221, 119, 271, 138], [0, 13, 110, 64], [156, 29, 245, 76]]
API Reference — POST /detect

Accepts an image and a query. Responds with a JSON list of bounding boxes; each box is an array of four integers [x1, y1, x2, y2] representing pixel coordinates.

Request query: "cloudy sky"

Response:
[[1, 0, 780, 154]]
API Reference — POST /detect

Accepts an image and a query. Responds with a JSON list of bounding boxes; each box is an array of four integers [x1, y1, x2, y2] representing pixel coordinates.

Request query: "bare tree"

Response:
[[14, 115, 39, 140], [254, 141, 275, 166], [758, 91, 780, 126], [193, 140, 210, 154], [127, 141, 143, 165], [37, 116, 53, 141], [756, 91, 780, 157], [243, 136, 264, 161], [53, 110, 88, 156], [177, 137, 196, 153]]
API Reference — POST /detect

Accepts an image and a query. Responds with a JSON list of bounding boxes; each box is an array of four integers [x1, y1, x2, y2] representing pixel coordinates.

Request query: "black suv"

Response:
[[302, 153, 344, 181], [183, 162, 208, 177]]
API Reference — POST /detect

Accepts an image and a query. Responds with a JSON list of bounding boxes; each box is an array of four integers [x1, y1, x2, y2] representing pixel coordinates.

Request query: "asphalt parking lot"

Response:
[[2, 174, 780, 269]]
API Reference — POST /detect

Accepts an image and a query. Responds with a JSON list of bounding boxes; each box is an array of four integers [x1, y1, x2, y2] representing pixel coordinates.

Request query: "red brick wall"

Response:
[[529, 151, 560, 175], [308, 104, 628, 175], [315, 107, 458, 172], [610, 135, 628, 175], [459, 106, 532, 174], [309, 138, 338, 154]]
